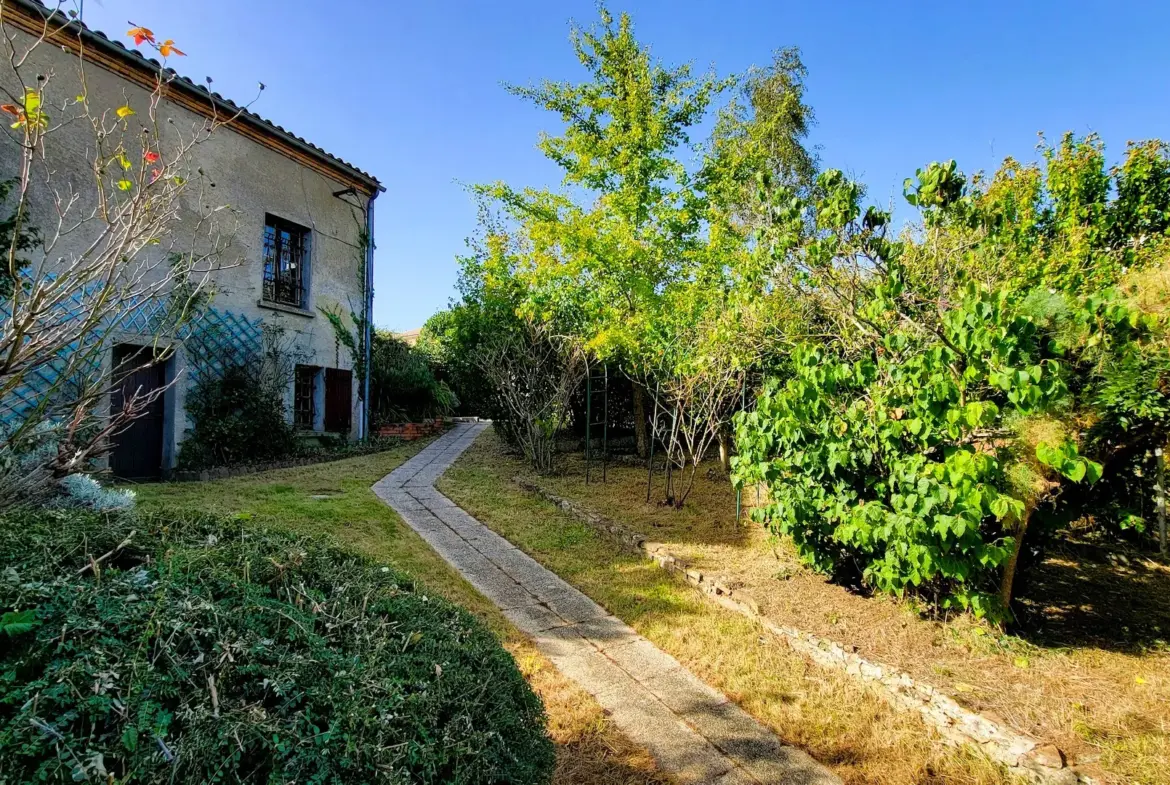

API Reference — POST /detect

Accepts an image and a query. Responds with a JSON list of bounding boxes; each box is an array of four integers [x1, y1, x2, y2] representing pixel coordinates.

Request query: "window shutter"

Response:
[[324, 368, 353, 433]]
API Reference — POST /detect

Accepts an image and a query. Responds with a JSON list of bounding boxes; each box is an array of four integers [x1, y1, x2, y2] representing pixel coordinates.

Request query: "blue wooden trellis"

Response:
[[1, 282, 263, 430]]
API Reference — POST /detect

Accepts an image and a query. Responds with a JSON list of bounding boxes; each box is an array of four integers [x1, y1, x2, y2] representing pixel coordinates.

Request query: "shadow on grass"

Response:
[[527, 450, 755, 550], [1015, 540, 1170, 652], [550, 443, 1170, 655]]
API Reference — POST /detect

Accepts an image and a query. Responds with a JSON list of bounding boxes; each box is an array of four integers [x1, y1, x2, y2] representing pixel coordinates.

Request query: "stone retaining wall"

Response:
[[513, 476, 1092, 785]]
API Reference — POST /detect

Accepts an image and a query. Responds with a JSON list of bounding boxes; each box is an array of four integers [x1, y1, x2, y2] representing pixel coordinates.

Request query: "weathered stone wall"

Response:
[[0, 23, 373, 465]]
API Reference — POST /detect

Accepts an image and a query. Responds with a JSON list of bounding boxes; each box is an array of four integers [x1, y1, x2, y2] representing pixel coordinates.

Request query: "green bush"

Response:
[[178, 364, 299, 470], [0, 511, 554, 784], [733, 141, 1170, 621], [370, 330, 457, 425]]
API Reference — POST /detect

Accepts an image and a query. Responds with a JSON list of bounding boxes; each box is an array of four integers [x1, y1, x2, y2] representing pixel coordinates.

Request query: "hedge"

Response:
[[0, 510, 554, 784]]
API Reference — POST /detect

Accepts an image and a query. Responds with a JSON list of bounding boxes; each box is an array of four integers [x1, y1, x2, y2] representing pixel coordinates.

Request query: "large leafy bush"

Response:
[[369, 330, 457, 425], [734, 139, 1170, 620], [177, 363, 299, 470], [0, 511, 554, 783], [735, 288, 1102, 618]]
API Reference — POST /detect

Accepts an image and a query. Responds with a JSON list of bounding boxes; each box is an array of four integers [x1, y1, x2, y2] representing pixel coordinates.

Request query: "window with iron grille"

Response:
[[294, 365, 317, 430], [262, 215, 310, 308]]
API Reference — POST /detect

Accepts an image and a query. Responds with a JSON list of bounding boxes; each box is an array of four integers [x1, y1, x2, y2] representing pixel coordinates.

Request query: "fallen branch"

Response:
[[207, 674, 219, 717], [75, 530, 136, 576]]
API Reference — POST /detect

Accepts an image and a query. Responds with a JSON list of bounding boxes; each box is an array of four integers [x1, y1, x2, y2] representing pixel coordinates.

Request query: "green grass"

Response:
[[132, 439, 672, 785], [135, 442, 504, 621]]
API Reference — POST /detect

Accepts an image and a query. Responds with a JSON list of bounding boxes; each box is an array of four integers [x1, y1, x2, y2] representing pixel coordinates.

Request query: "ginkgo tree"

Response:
[[464, 6, 818, 499], [0, 6, 251, 505], [476, 7, 727, 460]]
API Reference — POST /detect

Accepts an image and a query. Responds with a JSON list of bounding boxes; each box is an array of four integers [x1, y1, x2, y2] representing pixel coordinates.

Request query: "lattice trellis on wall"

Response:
[[1, 284, 263, 429], [181, 308, 264, 387]]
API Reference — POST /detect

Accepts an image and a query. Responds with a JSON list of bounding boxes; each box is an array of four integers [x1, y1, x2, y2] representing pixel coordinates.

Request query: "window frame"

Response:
[[262, 214, 311, 309], [293, 364, 318, 431]]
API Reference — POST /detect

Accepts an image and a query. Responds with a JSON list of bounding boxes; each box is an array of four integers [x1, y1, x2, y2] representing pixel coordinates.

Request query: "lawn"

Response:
[[515, 444, 1170, 785], [437, 429, 1021, 785], [133, 439, 672, 785]]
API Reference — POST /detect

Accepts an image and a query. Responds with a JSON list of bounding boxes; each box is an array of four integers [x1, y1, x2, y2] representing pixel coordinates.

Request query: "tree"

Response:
[[366, 330, 457, 424], [478, 319, 585, 474], [731, 139, 1170, 620], [702, 47, 818, 226], [0, 7, 251, 505], [482, 6, 726, 459]]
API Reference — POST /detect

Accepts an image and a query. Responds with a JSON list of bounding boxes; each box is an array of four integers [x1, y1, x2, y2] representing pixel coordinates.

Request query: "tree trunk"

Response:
[[718, 429, 731, 474], [632, 384, 649, 459], [998, 505, 1033, 615]]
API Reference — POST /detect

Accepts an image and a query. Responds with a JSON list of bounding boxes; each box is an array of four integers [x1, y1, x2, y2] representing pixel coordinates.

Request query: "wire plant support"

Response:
[[646, 380, 659, 503], [585, 362, 608, 484]]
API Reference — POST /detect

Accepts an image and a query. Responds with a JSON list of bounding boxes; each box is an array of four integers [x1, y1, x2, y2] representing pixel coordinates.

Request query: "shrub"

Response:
[[178, 363, 299, 470], [49, 474, 136, 511], [370, 330, 457, 425], [418, 307, 500, 419], [733, 296, 1097, 621], [0, 511, 554, 784]]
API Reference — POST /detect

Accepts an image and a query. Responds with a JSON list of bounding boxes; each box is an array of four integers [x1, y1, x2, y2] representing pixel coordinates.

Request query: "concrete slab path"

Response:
[[373, 422, 840, 785]]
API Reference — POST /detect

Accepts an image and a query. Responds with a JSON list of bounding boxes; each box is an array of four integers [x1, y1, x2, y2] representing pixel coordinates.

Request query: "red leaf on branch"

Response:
[[144, 151, 160, 163], [127, 26, 155, 46], [158, 40, 186, 57], [0, 104, 19, 117]]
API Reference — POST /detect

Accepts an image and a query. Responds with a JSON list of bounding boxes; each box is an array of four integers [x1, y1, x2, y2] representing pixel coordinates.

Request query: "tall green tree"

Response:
[[480, 7, 726, 456]]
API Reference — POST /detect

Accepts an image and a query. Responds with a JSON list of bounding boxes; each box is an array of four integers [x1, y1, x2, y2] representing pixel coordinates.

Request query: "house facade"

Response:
[[0, 0, 383, 478]]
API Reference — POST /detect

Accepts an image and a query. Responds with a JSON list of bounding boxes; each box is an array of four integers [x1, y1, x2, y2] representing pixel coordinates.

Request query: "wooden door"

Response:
[[110, 345, 166, 481], [324, 368, 352, 433]]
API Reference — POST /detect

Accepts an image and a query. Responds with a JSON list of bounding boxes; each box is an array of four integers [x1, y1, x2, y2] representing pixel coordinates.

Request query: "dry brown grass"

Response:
[[133, 441, 671, 785], [438, 430, 1025, 785], [501, 440, 1170, 785]]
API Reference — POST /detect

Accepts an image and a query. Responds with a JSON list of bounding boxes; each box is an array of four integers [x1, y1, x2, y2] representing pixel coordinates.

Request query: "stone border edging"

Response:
[[512, 476, 1091, 785], [166, 439, 423, 482]]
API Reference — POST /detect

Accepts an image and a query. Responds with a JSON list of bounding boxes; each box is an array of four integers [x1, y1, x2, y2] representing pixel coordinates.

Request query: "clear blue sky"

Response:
[[79, 1, 1170, 332]]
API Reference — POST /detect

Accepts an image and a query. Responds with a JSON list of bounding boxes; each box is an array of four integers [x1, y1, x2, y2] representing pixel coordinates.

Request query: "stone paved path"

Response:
[[373, 422, 840, 785]]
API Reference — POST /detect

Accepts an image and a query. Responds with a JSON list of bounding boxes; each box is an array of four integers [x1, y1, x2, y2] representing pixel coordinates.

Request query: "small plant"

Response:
[[368, 330, 458, 424], [49, 474, 136, 511], [177, 363, 298, 469]]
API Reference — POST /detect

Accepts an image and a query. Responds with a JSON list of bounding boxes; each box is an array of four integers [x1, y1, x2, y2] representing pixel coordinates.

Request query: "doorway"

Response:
[[109, 344, 167, 481]]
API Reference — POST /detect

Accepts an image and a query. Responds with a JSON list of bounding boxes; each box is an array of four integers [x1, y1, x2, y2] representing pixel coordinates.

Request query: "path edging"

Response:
[[512, 476, 1091, 785]]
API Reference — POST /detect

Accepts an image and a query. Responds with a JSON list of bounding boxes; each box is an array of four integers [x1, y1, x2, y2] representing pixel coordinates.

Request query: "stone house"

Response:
[[0, 0, 383, 479]]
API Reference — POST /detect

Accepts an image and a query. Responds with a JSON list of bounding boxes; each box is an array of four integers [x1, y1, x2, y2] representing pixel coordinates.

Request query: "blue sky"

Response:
[[78, 1, 1170, 331]]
